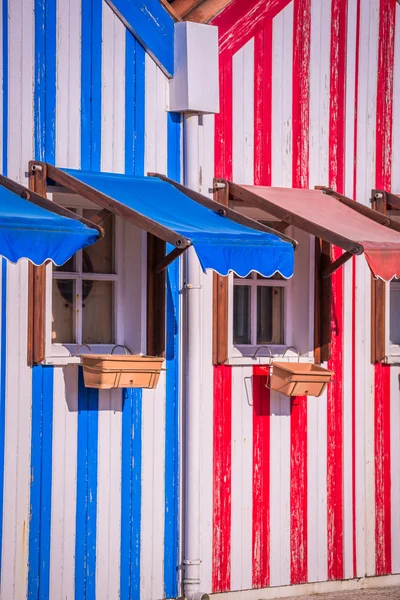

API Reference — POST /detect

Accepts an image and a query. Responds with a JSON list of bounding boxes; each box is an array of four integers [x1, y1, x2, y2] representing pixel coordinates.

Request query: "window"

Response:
[[370, 189, 400, 363], [233, 274, 285, 346], [225, 227, 316, 363], [389, 278, 400, 348], [52, 210, 117, 346], [42, 192, 149, 365]]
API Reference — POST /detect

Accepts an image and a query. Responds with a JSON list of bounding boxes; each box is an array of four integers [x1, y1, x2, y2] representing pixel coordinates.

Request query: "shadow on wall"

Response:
[[63, 364, 124, 412]]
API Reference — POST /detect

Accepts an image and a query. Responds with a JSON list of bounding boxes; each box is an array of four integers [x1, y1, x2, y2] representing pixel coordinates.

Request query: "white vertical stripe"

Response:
[[391, 5, 400, 575], [307, 390, 328, 583], [145, 54, 168, 176], [101, 1, 125, 174], [231, 38, 254, 590], [96, 390, 122, 600], [1, 0, 34, 597], [232, 39, 254, 185], [355, 0, 379, 578], [96, 9, 125, 598], [230, 367, 253, 591], [142, 55, 167, 600], [56, 0, 81, 168], [199, 113, 215, 593], [342, 0, 358, 579], [269, 392, 291, 587], [305, 0, 330, 580], [342, 257, 354, 580], [271, 3, 293, 188], [308, 0, 331, 190], [49, 366, 79, 600], [269, 7, 293, 587]]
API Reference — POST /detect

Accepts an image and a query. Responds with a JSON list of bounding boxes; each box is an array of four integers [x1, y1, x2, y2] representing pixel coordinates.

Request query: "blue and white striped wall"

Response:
[[0, 1, 181, 598]]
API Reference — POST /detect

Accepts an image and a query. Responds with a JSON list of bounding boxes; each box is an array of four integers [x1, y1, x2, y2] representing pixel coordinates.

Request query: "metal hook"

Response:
[[74, 344, 91, 356], [281, 346, 301, 362], [110, 345, 132, 355]]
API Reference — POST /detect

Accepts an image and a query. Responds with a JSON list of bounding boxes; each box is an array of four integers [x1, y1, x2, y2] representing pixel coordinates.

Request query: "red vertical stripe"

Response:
[[290, 396, 308, 584], [374, 0, 395, 576], [252, 25, 273, 589], [252, 367, 271, 588], [290, 0, 310, 585], [212, 54, 233, 593], [254, 21, 273, 187], [352, 0, 361, 578], [327, 0, 347, 581], [212, 365, 232, 592]]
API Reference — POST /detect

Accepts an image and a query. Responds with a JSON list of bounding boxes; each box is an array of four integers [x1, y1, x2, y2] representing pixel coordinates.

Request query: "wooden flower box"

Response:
[[80, 354, 165, 390]]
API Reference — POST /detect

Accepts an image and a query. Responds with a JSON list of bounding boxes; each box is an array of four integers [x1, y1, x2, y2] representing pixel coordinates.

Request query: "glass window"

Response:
[[52, 211, 116, 346], [233, 273, 285, 346]]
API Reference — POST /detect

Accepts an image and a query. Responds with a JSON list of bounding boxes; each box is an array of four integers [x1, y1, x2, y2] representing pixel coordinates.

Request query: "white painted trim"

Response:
[[207, 574, 400, 600]]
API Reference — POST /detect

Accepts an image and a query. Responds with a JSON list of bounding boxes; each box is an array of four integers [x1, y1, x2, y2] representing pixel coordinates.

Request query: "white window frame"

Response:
[[386, 278, 400, 362], [227, 228, 316, 366], [385, 210, 400, 363], [43, 192, 127, 365], [233, 273, 288, 348]]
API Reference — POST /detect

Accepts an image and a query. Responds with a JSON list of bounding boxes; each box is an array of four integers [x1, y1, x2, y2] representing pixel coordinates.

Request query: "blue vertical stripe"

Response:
[[125, 32, 145, 177], [28, 1, 56, 596], [34, 0, 56, 162], [28, 367, 54, 600], [81, 0, 102, 171], [0, 0, 7, 578], [75, 369, 99, 600], [164, 111, 181, 598], [0, 258, 6, 579], [120, 389, 142, 600], [120, 32, 145, 600]]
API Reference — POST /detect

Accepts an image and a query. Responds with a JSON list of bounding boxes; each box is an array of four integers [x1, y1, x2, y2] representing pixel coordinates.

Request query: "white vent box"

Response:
[[169, 22, 219, 114]]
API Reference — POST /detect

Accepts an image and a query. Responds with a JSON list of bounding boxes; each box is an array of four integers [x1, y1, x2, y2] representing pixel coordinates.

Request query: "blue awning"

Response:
[[61, 169, 295, 278], [0, 184, 100, 265]]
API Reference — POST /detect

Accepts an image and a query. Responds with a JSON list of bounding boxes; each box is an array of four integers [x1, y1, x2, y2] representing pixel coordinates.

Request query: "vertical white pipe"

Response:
[[183, 114, 209, 600]]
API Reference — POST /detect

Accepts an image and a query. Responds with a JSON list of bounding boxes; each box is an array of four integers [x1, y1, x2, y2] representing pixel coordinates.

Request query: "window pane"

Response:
[[257, 286, 283, 344], [55, 254, 76, 273], [390, 280, 400, 345], [233, 285, 251, 344], [82, 280, 114, 344], [52, 279, 75, 343], [83, 210, 114, 273]]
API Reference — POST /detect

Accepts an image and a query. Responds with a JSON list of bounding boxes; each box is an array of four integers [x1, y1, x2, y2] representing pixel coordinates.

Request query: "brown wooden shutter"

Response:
[[212, 180, 229, 365], [314, 238, 332, 364], [147, 234, 166, 357], [371, 190, 387, 363], [27, 162, 48, 366]]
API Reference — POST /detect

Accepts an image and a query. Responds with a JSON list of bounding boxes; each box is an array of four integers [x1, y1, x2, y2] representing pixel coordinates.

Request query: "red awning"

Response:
[[229, 184, 400, 281]]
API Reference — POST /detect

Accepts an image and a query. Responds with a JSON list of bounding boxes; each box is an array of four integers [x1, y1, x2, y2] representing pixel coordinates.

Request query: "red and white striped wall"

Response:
[[195, 0, 400, 594]]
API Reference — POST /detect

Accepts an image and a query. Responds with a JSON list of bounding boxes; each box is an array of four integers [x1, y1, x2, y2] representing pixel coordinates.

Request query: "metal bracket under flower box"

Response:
[[76, 345, 165, 390], [250, 346, 333, 398]]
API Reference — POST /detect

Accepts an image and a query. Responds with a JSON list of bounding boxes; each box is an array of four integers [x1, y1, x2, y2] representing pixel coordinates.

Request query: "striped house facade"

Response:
[[1, 0, 400, 599], [198, 0, 400, 594], [0, 1, 181, 599]]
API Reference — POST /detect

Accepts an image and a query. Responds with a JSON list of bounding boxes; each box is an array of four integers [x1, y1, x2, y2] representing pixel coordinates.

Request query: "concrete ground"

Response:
[[282, 587, 400, 599]]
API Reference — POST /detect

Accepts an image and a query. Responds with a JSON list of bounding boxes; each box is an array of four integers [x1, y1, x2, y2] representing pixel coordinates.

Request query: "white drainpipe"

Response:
[[182, 113, 209, 600]]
